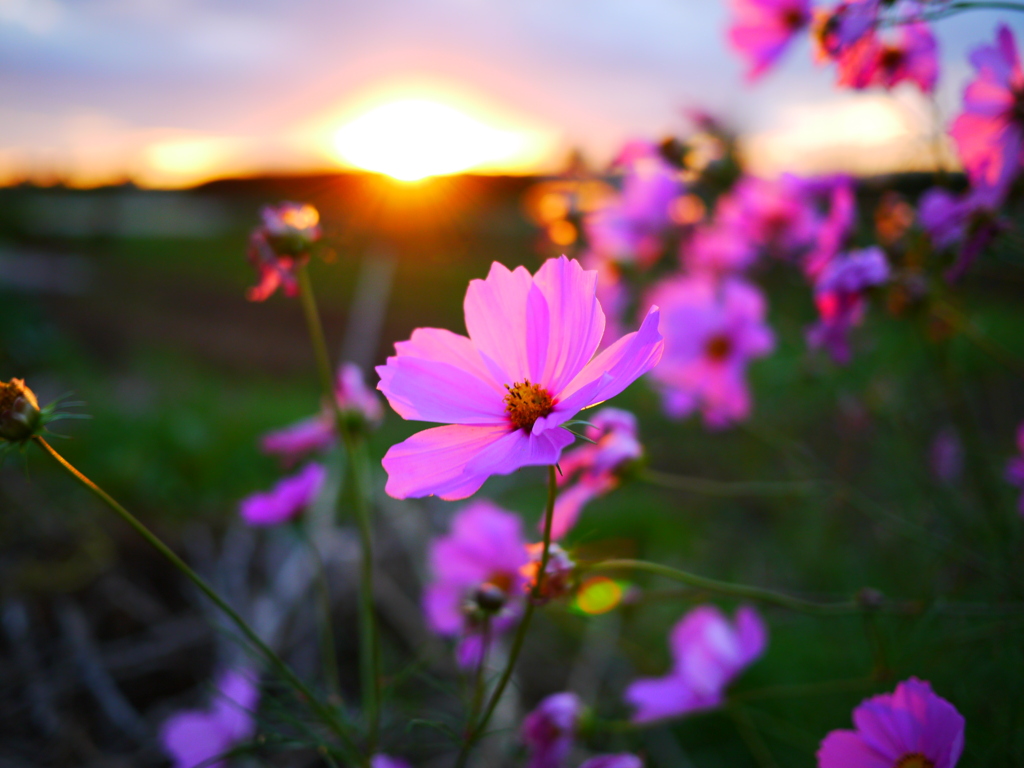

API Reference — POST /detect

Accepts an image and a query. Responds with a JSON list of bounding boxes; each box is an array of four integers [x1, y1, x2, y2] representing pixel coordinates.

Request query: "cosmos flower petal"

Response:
[[532, 256, 606, 392], [560, 306, 664, 407], [381, 424, 511, 500], [377, 356, 505, 424], [817, 730, 890, 768], [465, 424, 576, 478], [624, 675, 697, 723], [463, 262, 535, 383]]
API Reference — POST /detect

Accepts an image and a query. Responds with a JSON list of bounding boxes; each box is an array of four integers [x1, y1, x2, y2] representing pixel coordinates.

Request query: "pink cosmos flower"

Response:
[[160, 669, 259, 768], [803, 176, 857, 278], [806, 246, 890, 364], [813, 0, 879, 61], [239, 462, 326, 527], [835, 22, 937, 93], [377, 257, 664, 500], [578, 756, 642, 768], [523, 692, 582, 768], [714, 175, 818, 263], [585, 142, 682, 269], [817, 678, 964, 768], [423, 501, 529, 668], [1005, 422, 1024, 515], [950, 25, 1024, 194], [918, 184, 1004, 282], [549, 408, 643, 540], [371, 756, 413, 768], [624, 605, 767, 723], [647, 276, 774, 428], [727, 0, 812, 81], [261, 363, 384, 466], [246, 202, 322, 302], [683, 223, 758, 278]]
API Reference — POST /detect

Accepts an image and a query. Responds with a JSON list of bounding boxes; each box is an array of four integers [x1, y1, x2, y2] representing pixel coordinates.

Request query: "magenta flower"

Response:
[[1005, 422, 1024, 515], [523, 692, 582, 768], [807, 246, 890, 364], [950, 25, 1024, 194], [813, 0, 879, 60], [715, 175, 819, 262], [578, 757, 642, 768], [817, 678, 964, 768], [377, 257, 664, 500], [371, 757, 413, 768], [423, 501, 529, 668], [919, 184, 1003, 281], [835, 22, 937, 93], [683, 223, 758, 278], [549, 408, 643, 540], [803, 176, 857, 278], [647, 276, 774, 428], [160, 669, 259, 768], [727, 0, 811, 81], [239, 462, 326, 527], [261, 363, 383, 466], [246, 202, 322, 302], [624, 605, 767, 723]]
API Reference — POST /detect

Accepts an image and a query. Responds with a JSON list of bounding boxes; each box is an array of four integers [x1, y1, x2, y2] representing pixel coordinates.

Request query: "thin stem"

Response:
[[32, 437, 361, 761], [465, 617, 492, 734], [297, 261, 382, 749], [642, 469, 820, 497], [453, 465, 558, 768], [301, 527, 343, 703], [585, 559, 866, 616], [344, 431, 382, 752]]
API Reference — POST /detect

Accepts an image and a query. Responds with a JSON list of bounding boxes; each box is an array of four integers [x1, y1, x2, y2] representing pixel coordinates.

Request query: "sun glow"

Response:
[[332, 98, 530, 181]]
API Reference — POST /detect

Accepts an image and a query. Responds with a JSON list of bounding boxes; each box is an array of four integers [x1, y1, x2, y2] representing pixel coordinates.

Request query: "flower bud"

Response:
[[0, 379, 41, 443], [471, 582, 508, 614]]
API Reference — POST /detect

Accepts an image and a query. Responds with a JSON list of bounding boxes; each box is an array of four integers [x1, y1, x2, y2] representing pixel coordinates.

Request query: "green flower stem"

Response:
[[465, 616, 492, 735], [296, 263, 382, 750], [32, 436, 361, 761], [453, 465, 559, 768], [584, 559, 866, 616], [300, 526, 343, 703], [642, 468, 820, 497]]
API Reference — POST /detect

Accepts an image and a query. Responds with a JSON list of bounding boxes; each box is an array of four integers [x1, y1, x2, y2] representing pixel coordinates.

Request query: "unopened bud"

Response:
[[472, 583, 508, 614], [0, 379, 41, 443]]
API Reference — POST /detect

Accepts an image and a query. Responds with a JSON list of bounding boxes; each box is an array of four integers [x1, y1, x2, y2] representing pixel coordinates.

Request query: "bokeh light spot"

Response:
[[575, 576, 623, 615]]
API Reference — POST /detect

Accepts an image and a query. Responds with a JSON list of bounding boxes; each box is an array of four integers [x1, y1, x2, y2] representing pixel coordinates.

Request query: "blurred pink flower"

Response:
[[813, 0, 879, 61], [246, 202, 322, 302], [585, 142, 682, 268], [1005, 422, 1024, 515], [548, 408, 643, 540], [371, 756, 413, 768], [377, 257, 664, 500], [521, 542, 576, 603], [239, 462, 326, 526], [803, 176, 857, 278], [160, 669, 259, 768], [715, 175, 819, 262], [807, 246, 890, 364], [523, 692, 582, 768], [647, 276, 774, 428], [423, 501, 529, 668], [817, 678, 964, 768], [261, 363, 384, 466], [950, 24, 1024, 194], [919, 184, 1004, 282], [624, 605, 767, 723], [835, 22, 937, 93], [578, 756, 642, 768], [683, 223, 758, 278], [727, 0, 811, 80]]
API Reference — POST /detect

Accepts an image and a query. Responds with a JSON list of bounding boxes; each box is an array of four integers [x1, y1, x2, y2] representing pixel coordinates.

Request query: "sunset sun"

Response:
[[332, 98, 530, 181]]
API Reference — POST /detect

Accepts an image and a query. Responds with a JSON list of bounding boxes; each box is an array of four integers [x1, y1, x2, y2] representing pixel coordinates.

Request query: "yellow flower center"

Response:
[[894, 754, 934, 768], [503, 380, 555, 431]]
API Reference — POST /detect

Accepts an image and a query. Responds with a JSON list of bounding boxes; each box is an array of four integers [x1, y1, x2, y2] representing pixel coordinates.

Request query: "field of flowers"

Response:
[[3, 2, 1024, 767]]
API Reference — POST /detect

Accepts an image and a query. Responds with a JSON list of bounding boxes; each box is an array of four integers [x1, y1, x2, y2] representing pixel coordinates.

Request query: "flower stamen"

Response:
[[894, 754, 934, 768], [504, 380, 555, 431]]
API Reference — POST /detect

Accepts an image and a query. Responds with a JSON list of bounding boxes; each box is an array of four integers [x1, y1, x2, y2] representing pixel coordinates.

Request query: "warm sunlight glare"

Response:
[[333, 99, 527, 181]]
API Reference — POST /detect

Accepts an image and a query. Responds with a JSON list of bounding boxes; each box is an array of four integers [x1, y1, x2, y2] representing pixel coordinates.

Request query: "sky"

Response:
[[1, 0, 1021, 187]]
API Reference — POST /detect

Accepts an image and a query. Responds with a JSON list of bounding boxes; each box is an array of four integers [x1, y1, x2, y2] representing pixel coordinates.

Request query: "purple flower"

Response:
[[549, 408, 643, 540], [835, 22, 937, 93], [683, 223, 757, 279], [1006, 422, 1024, 515], [727, 0, 811, 81], [648, 276, 774, 428], [803, 176, 857, 278], [246, 202, 321, 302], [423, 501, 529, 668], [578, 757, 643, 768], [813, 0, 880, 61], [261, 363, 384, 466], [376, 257, 664, 500], [817, 678, 964, 768], [624, 605, 767, 723], [950, 24, 1024, 195], [523, 692, 582, 768], [371, 756, 413, 768], [160, 669, 260, 768], [807, 246, 889, 364], [919, 185, 1003, 282], [715, 175, 818, 262], [239, 462, 326, 527]]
